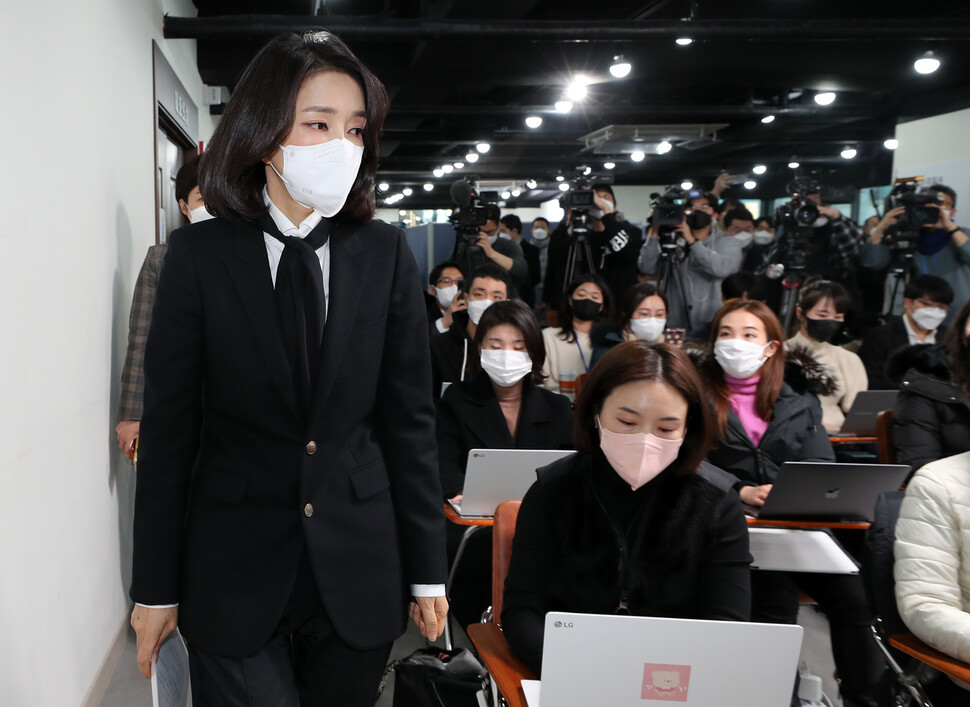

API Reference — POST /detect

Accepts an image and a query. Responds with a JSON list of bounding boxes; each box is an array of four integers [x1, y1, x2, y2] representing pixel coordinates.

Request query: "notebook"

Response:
[[447, 449, 575, 518], [831, 390, 898, 437], [526, 612, 802, 706]]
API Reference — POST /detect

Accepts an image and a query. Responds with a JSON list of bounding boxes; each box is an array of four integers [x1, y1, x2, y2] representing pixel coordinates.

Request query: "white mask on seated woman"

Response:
[[630, 317, 665, 341], [480, 349, 533, 387], [714, 339, 770, 379]]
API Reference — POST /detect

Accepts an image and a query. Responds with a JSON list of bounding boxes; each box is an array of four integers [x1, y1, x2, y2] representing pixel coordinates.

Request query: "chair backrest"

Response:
[[877, 409, 897, 464], [491, 499, 522, 628], [574, 373, 589, 402], [545, 310, 559, 328], [863, 490, 908, 636]]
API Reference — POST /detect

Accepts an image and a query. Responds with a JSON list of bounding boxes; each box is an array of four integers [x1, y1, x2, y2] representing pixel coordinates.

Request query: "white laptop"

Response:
[[748, 527, 860, 574], [525, 612, 802, 706], [447, 449, 575, 518]]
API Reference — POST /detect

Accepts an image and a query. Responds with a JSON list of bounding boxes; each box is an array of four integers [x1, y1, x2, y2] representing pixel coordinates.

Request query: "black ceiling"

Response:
[[171, 1, 970, 209]]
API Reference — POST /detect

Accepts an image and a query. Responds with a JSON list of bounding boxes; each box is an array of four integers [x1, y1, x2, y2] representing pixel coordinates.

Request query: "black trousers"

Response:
[[188, 552, 393, 706]]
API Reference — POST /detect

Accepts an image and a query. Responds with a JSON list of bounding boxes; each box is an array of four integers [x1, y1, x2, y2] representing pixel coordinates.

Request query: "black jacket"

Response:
[[435, 372, 573, 498], [502, 453, 751, 675], [519, 239, 541, 307], [696, 346, 836, 485], [858, 316, 910, 390], [429, 311, 479, 399], [887, 344, 970, 476], [132, 218, 446, 656]]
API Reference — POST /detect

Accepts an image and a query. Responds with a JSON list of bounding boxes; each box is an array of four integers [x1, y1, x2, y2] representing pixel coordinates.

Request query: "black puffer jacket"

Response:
[[887, 344, 970, 476], [690, 345, 837, 485]]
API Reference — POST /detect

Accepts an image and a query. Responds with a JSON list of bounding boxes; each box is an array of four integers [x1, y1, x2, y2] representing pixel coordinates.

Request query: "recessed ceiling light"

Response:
[[476, 142, 491, 153], [841, 147, 857, 159], [657, 140, 672, 154], [378, 182, 389, 191], [433, 168, 444, 177], [604, 162, 616, 170], [442, 164, 454, 173], [914, 51, 941, 75], [558, 182, 570, 192], [454, 162, 464, 169], [555, 99, 573, 113], [423, 183, 434, 191], [583, 166, 592, 176], [466, 153, 479, 163], [884, 138, 899, 150], [753, 165, 767, 175], [526, 179, 537, 189], [556, 175, 565, 182], [402, 187, 413, 196], [525, 115, 543, 129], [399, 210, 407, 216], [788, 161, 800, 169], [512, 189, 521, 197], [814, 92, 836, 106], [609, 56, 632, 78], [681, 180, 693, 190], [744, 180, 757, 190], [761, 115, 776, 124], [631, 151, 646, 162], [676, 37, 693, 46], [501, 190, 511, 199], [566, 82, 587, 101]]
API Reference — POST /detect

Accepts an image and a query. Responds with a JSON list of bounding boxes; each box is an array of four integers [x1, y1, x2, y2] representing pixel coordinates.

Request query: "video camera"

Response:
[[777, 177, 821, 229], [885, 179, 944, 230], [649, 186, 700, 251], [560, 178, 597, 238], [449, 179, 489, 239]]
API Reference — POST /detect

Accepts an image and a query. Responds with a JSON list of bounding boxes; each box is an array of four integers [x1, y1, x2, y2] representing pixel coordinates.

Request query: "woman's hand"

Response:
[[130, 604, 178, 679], [409, 596, 449, 642], [739, 484, 772, 507]]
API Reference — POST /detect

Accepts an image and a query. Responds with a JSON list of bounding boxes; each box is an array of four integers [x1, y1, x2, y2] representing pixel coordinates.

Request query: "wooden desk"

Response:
[[467, 623, 536, 707], [747, 517, 870, 531], [829, 436, 877, 444], [890, 633, 970, 684]]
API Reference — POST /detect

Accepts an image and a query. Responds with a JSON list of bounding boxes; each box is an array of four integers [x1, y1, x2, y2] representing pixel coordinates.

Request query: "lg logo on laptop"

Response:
[[553, 620, 574, 628], [826, 487, 841, 499]]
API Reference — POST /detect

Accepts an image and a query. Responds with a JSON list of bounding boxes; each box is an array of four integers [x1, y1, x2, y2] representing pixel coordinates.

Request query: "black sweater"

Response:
[[502, 453, 751, 675]]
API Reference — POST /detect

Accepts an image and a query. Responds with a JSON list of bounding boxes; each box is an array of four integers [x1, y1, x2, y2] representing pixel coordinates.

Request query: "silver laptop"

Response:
[[447, 449, 575, 518], [527, 612, 802, 706], [831, 390, 898, 437], [752, 461, 910, 522]]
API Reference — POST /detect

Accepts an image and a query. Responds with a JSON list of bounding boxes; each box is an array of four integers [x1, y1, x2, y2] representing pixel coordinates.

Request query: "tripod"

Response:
[[655, 232, 693, 330], [779, 271, 805, 333], [452, 229, 487, 280], [561, 229, 596, 295], [884, 260, 912, 317]]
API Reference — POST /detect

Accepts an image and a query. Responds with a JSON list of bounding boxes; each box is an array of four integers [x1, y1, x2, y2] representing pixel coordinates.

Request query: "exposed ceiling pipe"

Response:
[[164, 16, 970, 41], [382, 104, 888, 118]]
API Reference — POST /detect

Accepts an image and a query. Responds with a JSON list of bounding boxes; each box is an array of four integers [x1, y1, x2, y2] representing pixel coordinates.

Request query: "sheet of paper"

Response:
[[151, 627, 190, 707], [521, 679, 541, 707], [748, 528, 860, 574]]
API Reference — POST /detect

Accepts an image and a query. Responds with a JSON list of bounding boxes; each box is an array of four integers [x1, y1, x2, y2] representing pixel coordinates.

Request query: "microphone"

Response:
[[450, 179, 475, 207]]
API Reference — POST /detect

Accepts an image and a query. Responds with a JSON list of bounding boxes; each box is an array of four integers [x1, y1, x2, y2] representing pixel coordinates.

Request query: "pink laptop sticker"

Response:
[[641, 663, 691, 702]]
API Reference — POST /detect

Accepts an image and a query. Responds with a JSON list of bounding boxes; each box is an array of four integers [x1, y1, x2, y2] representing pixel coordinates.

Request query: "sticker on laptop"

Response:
[[641, 663, 691, 702]]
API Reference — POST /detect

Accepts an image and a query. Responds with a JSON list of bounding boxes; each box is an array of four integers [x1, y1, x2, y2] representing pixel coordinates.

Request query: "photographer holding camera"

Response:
[[469, 204, 529, 281], [860, 184, 967, 323], [638, 191, 744, 330]]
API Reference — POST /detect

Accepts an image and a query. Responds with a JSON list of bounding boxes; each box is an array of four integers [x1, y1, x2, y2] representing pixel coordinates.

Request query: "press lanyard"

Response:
[[576, 340, 590, 372]]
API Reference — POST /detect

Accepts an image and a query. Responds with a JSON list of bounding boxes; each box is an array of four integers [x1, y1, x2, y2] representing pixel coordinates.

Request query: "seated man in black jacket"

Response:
[[858, 274, 953, 389]]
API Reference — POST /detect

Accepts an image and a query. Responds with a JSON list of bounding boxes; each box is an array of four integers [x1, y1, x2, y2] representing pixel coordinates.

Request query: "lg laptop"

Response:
[[524, 612, 802, 706], [750, 461, 910, 522], [831, 390, 898, 437], [447, 449, 575, 518]]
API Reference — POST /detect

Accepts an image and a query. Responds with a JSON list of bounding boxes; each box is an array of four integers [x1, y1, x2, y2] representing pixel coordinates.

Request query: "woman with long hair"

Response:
[[541, 274, 613, 392]]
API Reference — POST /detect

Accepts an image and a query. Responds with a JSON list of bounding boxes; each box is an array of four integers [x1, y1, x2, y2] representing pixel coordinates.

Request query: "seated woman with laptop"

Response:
[[502, 341, 752, 676], [701, 298, 887, 707]]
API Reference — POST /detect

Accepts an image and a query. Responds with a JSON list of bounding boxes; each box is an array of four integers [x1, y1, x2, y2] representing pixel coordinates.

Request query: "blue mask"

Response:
[[918, 228, 951, 256]]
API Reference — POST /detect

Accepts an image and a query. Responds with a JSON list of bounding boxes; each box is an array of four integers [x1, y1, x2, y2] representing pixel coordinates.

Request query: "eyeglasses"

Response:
[[436, 277, 461, 287]]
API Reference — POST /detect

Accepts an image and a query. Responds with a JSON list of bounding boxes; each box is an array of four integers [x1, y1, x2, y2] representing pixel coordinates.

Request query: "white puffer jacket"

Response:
[[894, 451, 970, 663]]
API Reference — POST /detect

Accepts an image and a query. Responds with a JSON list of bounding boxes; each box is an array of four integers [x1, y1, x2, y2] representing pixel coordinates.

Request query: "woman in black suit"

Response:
[[129, 31, 447, 706], [436, 300, 573, 626]]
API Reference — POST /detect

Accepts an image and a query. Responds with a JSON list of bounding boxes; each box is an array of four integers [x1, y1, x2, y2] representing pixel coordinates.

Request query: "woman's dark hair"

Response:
[[620, 282, 668, 329], [945, 298, 970, 397], [199, 30, 388, 223], [557, 274, 614, 343], [796, 278, 851, 321], [474, 300, 547, 385], [754, 216, 773, 230], [175, 154, 202, 204], [573, 341, 715, 476]]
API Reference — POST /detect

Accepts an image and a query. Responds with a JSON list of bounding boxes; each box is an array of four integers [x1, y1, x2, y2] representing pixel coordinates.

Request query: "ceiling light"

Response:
[[378, 182, 389, 191], [914, 51, 941, 75], [676, 37, 693, 46], [788, 161, 800, 169], [841, 147, 857, 159], [558, 182, 570, 192], [566, 82, 587, 101], [476, 142, 491, 154], [423, 183, 434, 191], [433, 168, 444, 177], [555, 99, 573, 113], [631, 150, 646, 162], [399, 210, 407, 216], [884, 138, 899, 150], [583, 166, 592, 176], [501, 190, 512, 199], [556, 175, 565, 182], [744, 180, 757, 190], [465, 153, 479, 163], [402, 187, 413, 196], [526, 179, 537, 189], [657, 140, 672, 154], [604, 162, 616, 170], [525, 115, 543, 129], [454, 162, 464, 169], [681, 181, 693, 190], [512, 189, 521, 197], [609, 56, 632, 78], [814, 92, 836, 106], [442, 164, 454, 173], [761, 115, 775, 124], [753, 165, 767, 175]]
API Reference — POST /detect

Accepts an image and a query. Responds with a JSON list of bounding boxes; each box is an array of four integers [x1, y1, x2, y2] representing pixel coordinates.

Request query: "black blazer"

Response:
[[131, 217, 447, 657], [858, 316, 910, 390], [435, 372, 574, 498]]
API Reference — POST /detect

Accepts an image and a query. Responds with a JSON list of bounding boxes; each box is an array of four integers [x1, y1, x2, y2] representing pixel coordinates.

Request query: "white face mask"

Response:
[[714, 338, 771, 379], [732, 232, 754, 248], [271, 138, 364, 217], [487, 234, 499, 245], [532, 228, 549, 241], [189, 204, 214, 224], [480, 349, 533, 387], [589, 208, 605, 220], [467, 298, 494, 325], [753, 230, 774, 245], [943, 208, 954, 221], [435, 284, 458, 309], [629, 317, 666, 341], [911, 306, 947, 332]]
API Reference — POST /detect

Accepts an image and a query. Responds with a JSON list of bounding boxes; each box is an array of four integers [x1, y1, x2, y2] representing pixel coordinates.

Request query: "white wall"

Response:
[[0, 1, 212, 703]]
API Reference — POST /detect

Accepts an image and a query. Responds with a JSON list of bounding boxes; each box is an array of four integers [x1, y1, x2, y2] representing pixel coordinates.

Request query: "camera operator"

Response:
[[468, 204, 529, 282], [860, 184, 967, 323], [500, 214, 541, 307], [541, 184, 642, 317], [638, 191, 743, 330]]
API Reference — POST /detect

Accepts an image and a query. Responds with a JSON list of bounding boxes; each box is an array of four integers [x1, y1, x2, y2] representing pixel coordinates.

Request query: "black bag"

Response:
[[380, 647, 487, 707]]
